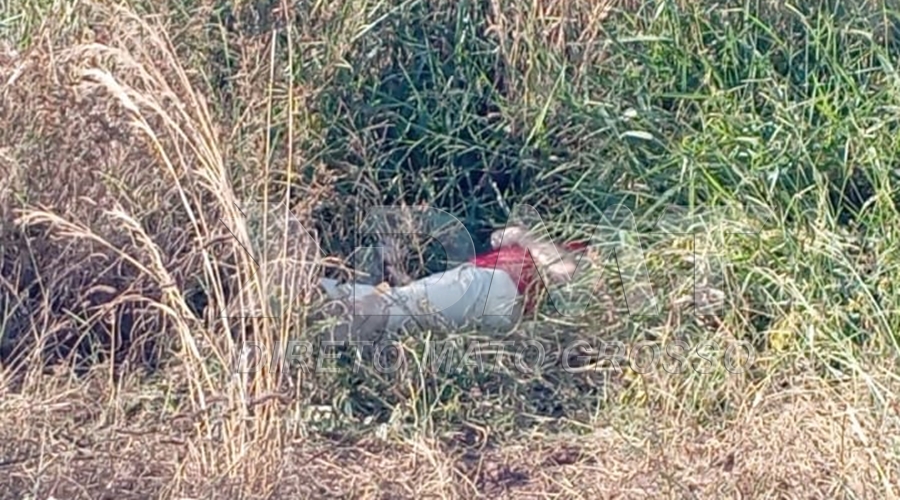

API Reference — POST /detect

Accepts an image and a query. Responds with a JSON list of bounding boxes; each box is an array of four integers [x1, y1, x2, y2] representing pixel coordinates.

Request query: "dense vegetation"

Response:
[[1, 0, 899, 497]]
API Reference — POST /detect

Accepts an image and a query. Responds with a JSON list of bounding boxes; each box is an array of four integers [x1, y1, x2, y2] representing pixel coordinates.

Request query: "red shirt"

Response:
[[469, 241, 587, 314]]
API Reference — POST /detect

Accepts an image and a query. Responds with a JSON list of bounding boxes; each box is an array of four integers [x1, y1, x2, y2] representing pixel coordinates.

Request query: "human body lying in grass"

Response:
[[316, 225, 586, 339]]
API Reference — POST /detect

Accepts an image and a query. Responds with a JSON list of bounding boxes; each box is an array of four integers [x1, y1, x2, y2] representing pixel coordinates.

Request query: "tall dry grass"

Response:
[[0, 2, 343, 490], [2, 0, 900, 497]]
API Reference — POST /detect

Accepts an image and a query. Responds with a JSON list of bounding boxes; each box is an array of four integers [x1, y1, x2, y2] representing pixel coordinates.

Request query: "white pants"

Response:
[[318, 264, 522, 337]]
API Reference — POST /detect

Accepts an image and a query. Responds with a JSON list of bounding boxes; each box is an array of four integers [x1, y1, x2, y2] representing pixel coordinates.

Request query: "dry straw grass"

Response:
[[2, 354, 898, 498], [0, 2, 335, 490], [2, 0, 900, 498]]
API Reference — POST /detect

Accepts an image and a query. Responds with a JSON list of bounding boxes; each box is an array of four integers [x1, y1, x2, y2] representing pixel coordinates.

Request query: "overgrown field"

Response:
[[2, 0, 900, 497]]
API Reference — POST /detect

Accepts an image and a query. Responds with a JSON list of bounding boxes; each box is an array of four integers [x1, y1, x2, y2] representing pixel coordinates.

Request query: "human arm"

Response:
[[489, 225, 581, 284]]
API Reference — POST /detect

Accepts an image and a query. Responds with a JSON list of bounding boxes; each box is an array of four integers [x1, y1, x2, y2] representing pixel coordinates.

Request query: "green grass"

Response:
[[2, 0, 900, 497]]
